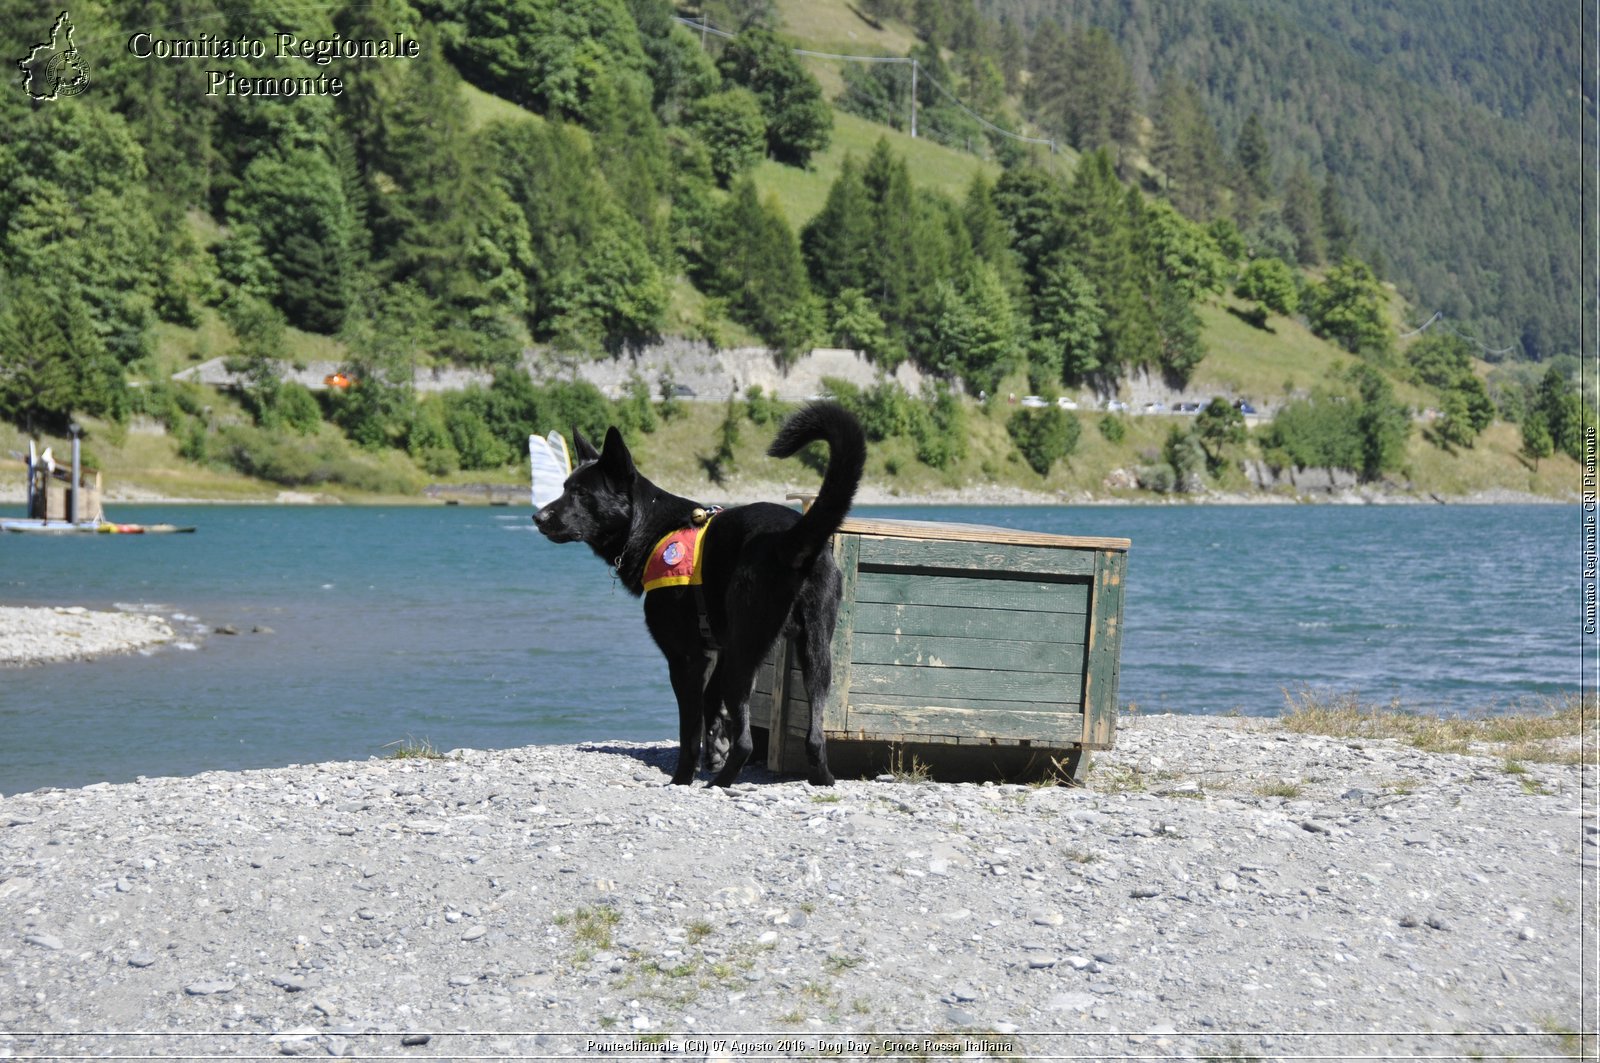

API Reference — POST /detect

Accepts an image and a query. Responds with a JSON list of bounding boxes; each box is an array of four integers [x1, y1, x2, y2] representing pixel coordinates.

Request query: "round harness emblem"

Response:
[[661, 541, 685, 566]]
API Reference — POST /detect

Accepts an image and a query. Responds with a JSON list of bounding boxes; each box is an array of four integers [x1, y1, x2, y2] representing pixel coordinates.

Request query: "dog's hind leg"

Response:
[[666, 654, 710, 785], [793, 611, 837, 787], [707, 661, 760, 787], [701, 657, 730, 773]]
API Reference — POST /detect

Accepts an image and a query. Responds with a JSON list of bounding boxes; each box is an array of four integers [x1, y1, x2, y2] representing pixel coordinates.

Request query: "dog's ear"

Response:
[[598, 426, 635, 479], [572, 427, 600, 464]]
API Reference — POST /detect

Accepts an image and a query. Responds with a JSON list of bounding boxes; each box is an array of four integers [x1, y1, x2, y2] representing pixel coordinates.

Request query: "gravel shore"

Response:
[[0, 606, 177, 667], [1, 714, 1592, 1060]]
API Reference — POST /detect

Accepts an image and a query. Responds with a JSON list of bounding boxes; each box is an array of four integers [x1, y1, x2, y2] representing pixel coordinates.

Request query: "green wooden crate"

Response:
[[750, 517, 1129, 783]]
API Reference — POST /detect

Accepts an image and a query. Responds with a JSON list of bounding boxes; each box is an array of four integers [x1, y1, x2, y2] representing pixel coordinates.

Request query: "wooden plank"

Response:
[[853, 602, 1088, 644], [822, 533, 859, 731], [845, 702, 1085, 743], [822, 729, 1113, 751], [855, 570, 1090, 614], [1083, 549, 1127, 748], [749, 653, 775, 732], [765, 636, 792, 771], [851, 662, 1080, 706], [848, 689, 1081, 715], [851, 631, 1083, 674], [841, 517, 1129, 552], [857, 536, 1098, 578]]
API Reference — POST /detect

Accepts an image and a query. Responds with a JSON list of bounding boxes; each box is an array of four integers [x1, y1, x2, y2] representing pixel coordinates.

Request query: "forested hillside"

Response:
[[975, 0, 1582, 362], [0, 0, 1586, 502]]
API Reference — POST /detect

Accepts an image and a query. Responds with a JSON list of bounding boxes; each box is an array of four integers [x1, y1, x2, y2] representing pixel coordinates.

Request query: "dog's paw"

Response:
[[669, 772, 697, 786], [808, 770, 836, 787]]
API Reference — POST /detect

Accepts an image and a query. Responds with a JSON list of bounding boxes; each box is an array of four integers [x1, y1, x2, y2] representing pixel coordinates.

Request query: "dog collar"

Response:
[[642, 511, 719, 593]]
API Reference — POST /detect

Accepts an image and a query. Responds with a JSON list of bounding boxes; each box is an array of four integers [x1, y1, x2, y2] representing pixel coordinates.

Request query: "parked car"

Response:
[[1142, 402, 1168, 414], [669, 384, 697, 398], [1056, 396, 1079, 410], [1105, 400, 1130, 413], [1174, 402, 1202, 414], [1235, 400, 1257, 415], [1020, 395, 1049, 408]]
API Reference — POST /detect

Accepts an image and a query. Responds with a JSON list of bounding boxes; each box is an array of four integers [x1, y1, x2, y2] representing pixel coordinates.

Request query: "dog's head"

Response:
[[533, 426, 635, 549]]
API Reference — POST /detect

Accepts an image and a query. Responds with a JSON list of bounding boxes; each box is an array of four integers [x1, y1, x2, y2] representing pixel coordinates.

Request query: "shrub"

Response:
[[213, 424, 417, 493], [1233, 257, 1300, 321], [687, 88, 767, 185], [912, 383, 966, 470], [744, 385, 786, 426], [614, 372, 658, 437], [275, 383, 323, 435], [1006, 406, 1080, 476]]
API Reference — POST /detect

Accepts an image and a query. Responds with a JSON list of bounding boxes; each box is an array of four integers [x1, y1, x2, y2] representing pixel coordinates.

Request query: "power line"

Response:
[[1400, 311, 1518, 357], [672, 16, 1054, 152], [1397, 311, 1441, 339], [917, 66, 1055, 148]]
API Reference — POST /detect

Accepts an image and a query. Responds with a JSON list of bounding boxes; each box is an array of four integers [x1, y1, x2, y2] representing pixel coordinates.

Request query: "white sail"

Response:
[[529, 432, 571, 509]]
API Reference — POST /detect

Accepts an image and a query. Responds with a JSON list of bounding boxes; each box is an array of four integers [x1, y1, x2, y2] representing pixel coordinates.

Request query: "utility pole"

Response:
[[909, 59, 918, 138]]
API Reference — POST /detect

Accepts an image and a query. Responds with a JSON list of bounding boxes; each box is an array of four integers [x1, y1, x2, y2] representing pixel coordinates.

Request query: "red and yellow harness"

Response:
[[642, 509, 718, 593]]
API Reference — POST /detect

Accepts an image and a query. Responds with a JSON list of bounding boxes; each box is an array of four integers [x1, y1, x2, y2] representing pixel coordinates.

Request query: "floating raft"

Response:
[[1, 519, 196, 535]]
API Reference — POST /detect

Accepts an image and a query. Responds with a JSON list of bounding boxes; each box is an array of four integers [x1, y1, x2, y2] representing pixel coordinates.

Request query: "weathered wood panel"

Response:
[[841, 516, 1130, 553], [853, 602, 1086, 644], [856, 537, 1097, 578], [851, 632, 1082, 674], [1083, 549, 1126, 748], [853, 570, 1091, 614], [820, 533, 859, 733], [850, 662, 1080, 708], [845, 703, 1088, 743]]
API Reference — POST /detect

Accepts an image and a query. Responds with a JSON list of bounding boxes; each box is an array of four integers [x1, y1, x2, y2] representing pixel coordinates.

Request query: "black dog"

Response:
[[533, 402, 866, 787]]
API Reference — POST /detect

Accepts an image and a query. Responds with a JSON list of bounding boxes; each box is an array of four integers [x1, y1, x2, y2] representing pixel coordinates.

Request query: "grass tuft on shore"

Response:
[[382, 736, 452, 761], [1278, 690, 1596, 766]]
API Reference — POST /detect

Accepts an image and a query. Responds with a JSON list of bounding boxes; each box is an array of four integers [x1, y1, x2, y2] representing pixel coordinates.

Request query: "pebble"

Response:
[[0, 714, 1583, 1060], [183, 981, 235, 996]]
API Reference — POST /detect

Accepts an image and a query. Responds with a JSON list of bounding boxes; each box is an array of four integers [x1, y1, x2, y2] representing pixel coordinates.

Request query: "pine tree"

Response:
[[1281, 164, 1324, 267], [860, 139, 919, 335], [0, 278, 122, 432], [1029, 250, 1105, 383], [1150, 76, 1227, 219], [1320, 178, 1358, 263], [991, 166, 1069, 283], [1062, 151, 1152, 374], [703, 179, 818, 359], [963, 174, 1025, 301], [800, 155, 876, 300], [1235, 113, 1273, 201]]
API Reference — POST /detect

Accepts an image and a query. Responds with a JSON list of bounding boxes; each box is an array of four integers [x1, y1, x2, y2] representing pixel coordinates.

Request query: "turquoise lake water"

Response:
[[0, 502, 1579, 795]]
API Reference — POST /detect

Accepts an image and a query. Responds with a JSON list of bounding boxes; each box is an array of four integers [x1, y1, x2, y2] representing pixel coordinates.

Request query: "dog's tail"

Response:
[[768, 401, 867, 566]]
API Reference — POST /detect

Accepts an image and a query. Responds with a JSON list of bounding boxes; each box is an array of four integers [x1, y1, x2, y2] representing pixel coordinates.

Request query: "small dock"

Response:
[[5, 430, 193, 535]]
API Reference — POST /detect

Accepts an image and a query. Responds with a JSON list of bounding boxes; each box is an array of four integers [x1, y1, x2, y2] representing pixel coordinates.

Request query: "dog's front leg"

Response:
[[665, 654, 709, 785]]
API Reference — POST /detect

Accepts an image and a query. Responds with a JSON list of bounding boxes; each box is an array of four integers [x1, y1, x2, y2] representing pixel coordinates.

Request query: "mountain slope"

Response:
[[977, 0, 1580, 361]]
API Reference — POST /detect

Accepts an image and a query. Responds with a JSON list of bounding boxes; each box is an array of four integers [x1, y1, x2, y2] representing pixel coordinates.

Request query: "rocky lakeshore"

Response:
[[1, 714, 1592, 1060], [0, 606, 178, 667]]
